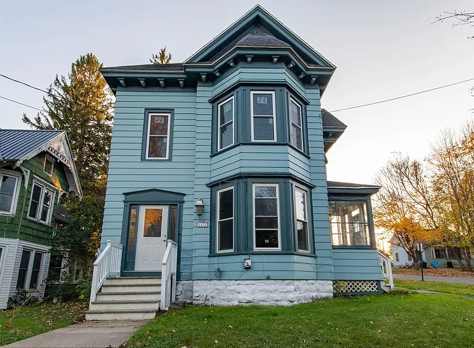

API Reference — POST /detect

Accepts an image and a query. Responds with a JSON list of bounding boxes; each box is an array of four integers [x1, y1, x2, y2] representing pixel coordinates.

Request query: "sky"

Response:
[[1, 0, 473, 186]]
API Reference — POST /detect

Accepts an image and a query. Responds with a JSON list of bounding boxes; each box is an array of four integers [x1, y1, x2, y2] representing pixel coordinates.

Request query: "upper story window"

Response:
[[28, 181, 55, 225], [217, 187, 234, 252], [146, 113, 171, 159], [290, 98, 303, 151], [44, 156, 54, 176], [218, 97, 234, 150], [251, 91, 276, 142], [294, 187, 309, 252], [329, 200, 370, 246], [0, 170, 20, 215], [253, 183, 280, 250]]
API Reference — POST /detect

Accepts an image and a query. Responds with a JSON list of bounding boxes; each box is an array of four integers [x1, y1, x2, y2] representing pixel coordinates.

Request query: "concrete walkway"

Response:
[[3, 320, 148, 348], [393, 274, 474, 284]]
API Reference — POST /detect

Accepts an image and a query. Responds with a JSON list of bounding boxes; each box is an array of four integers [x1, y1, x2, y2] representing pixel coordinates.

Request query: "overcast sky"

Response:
[[1, 0, 473, 185]]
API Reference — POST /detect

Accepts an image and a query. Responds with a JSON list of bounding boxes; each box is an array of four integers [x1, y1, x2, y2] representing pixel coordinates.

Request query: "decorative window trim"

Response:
[[289, 97, 304, 151], [0, 169, 22, 216], [16, 249, 44, 291], [27, 179, 56, 225], [145, 112, 172, 160], [294, 186, 310, 253], [250, 91, 277, 142], [43, 155, 55, 176], [217, 96, 235, 151], [253, 183, 281, 251], [216, 186, 234, 253]]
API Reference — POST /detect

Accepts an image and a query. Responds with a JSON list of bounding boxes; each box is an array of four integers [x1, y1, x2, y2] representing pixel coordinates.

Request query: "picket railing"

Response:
[[90, 240, 123, 303], [160, 240, 178, 311], [378, 251, 394, 291]]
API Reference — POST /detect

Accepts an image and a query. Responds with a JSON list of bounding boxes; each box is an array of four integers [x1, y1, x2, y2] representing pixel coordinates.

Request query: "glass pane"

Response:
[[169, 207, 177, 242], [253, 117, 274, 140], [252, 93, 274, 115], [0, 176, 16, 194], [291, 125, 303, 150], [219, 189, 233, 220], [44, 159, 53, 175], [17, 269, 27, 289], [255, 198, 277, 216], [0, 194, 13, 213], [219, 99, 233, 125], [255, 186, 276, 198], [30, 271, 40, 289], [255, 230, 278, 248], [28, 201, 39, 219], [329, 201, 369, 246], [127, 207, 137, 262], [148, 137, 168, 158], [290, 100, 301, 126], [295, 190, 306, 221], [143, 208, 163, 237], [40, 191, 52, 222], [297, 221, 309, 251], [218, 219, 233, 251], [149, 115, 169, 135], [219, 123, 233, 149], [29, 253, 42, 289], [20, 250, 30, 269], [255, 216, 278, 229]]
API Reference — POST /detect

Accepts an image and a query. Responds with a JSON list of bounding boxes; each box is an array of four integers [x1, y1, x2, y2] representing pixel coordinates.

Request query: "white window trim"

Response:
[[216, 186, 234, 253], [289, 98, 304, 151], [253, 183, 281, 251], [217, 96, 235, 151], [43, 155, 55, 176], [250, 91, 277, 142], [145, 112, 171, 160], [294, 186, 310, 253], [0, 169, 22, 216], [18, 249, 44, 291], [27, 179, 56, 225], [0, 246, 5, 277]]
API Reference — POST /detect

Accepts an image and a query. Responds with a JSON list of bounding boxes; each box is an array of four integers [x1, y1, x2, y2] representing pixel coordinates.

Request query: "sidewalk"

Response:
[[3, 320, 148, 348], [393, 274, 474, 284]]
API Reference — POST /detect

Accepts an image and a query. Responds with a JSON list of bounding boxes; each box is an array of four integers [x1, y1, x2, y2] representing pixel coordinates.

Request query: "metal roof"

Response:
[[0, 129, 63, 160]]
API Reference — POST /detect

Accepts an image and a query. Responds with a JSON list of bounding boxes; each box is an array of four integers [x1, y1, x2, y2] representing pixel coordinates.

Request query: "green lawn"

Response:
[[0, 302, 87, 346], [394, 279, 474, 296], [124, 294, 474, 348]]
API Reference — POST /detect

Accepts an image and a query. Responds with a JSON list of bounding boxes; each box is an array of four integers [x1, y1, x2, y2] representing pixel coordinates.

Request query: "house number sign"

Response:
[[197, 221, 208, 228]]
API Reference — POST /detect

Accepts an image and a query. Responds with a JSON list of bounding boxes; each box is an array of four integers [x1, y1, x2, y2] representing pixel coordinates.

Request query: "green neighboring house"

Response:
[[0, 129, 82, 309]]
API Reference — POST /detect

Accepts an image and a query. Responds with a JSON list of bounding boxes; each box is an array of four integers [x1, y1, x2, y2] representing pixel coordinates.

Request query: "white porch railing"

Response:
[[90, 240, 123, 303], [161, 240, 178, 311], [378, 251, 394, 291]]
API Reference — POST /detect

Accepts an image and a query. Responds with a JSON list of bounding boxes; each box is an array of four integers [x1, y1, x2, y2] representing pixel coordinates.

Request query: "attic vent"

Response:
[[333, 280, 379, 294]]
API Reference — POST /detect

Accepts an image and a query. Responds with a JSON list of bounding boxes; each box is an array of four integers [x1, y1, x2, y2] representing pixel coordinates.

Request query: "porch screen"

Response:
[[329, 201, 370, 246]]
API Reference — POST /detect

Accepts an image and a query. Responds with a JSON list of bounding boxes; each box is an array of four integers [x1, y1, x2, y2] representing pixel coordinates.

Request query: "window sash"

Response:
[[217, 187, 234, 252], [28, 182, 54, 224], [0, 174, 19, 214], [43, 157, 54, 176], [253, 184, 280, 250], [146, 113, 171, 159], [251, 91, 277, 142], [218, 97, 234, 150], [290, 98, 303, 150], [294, 188, 309, 252]]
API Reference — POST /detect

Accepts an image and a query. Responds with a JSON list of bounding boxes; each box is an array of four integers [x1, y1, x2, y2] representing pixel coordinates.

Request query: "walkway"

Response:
[[393, 274, 474, 284], [3, 320, 148, 348]]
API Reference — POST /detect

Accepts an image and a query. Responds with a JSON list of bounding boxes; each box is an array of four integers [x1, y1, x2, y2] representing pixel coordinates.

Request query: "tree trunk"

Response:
[[448, 247, 467, 270]]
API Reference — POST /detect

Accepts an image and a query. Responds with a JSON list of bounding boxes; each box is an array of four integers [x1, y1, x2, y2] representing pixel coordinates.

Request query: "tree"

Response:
[[150, 47, 172, 64], [435, 10, 474, 39]]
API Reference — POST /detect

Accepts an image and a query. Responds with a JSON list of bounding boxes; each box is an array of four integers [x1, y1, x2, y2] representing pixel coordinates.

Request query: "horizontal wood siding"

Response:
[[332, 249, 383, 280], [0, 238, 18, 309]]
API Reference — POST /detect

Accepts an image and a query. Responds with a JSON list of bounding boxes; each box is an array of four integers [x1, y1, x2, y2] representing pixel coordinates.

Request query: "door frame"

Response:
[[120, 188, 185, 278]]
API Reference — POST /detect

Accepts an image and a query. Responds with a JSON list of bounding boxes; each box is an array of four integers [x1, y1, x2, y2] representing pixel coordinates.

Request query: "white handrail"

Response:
[[90, 240, 123, 303], [161, 240, 178, 311], [378, 251, 394, 291]]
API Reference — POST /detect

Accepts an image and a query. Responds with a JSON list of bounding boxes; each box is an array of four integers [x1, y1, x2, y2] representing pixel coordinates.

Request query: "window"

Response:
[[29, 252, 43, 289], [28, 181, 55, 224], [253, 184, 280, 250], [251, 91, 276, 141], [434, 248, 447, 259], [329, 201, 370, 246], [17, 250, 31, 289], [217, 187, 234, 252], [395, 253, 399, 262], [294, 188, 309, 252], [16, 250, 43, 290], [146, 113, 171, 159], [43, 156, 54, 176], [126, 206, 138, 263], [0, 173, 19, 215], [290, 98, 303, 150], [218, 97, 234, 150]]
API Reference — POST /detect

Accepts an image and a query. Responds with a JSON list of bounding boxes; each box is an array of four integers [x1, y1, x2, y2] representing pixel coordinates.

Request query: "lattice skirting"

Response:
[[333, 280, 379, 294]]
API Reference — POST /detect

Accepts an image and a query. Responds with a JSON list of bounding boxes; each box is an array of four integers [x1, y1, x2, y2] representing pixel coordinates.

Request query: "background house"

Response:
[[0, 129, 81, 309]]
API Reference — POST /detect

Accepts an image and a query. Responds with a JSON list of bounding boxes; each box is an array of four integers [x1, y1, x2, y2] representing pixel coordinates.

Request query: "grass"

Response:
[[0, 302, 87, 346], [394, 279, 474, 296], [124, 293, 474, 348]]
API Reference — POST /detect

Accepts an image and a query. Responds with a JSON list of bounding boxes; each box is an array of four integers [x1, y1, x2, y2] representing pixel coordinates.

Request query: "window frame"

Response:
[[250, 90, 277, 142], [43, 155, 55, 176], [216, 186, 234, 253], [27, 180, 56, 225], [145, 112, 172, 160], [217, 96, 235, 151], [289, 97, 304, 151], [253, 183, 281, 251], [294, 186, 310, 253], [0, 169, 21, 216], [16, 249, 44, 291]]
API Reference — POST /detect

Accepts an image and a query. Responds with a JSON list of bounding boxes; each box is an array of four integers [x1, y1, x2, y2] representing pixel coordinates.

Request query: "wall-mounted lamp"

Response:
[[195, 198, 204, 216]]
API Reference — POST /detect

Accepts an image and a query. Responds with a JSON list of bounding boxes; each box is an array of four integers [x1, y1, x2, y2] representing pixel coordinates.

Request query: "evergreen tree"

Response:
[[150, 47, 172, 64]]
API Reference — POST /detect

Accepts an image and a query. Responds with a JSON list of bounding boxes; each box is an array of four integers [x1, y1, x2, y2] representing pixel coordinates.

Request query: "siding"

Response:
[[332, 249, 383, 281], [0, 238, 18, 309]]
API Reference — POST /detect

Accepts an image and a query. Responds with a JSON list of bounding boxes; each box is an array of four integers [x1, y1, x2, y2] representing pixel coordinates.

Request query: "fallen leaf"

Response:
[[228, 325, 233, 329], [136, 343, 141, 347], [350, 308, 355, 311]]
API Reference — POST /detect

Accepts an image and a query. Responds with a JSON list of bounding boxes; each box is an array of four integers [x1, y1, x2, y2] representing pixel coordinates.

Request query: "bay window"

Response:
[[253, 184, 280, 250], [294, 187, 309, 252], [28, 181, 55, 224], [290, 98, 303, 151], [217, 187, 234, 252], [218, 97, 234, 150]]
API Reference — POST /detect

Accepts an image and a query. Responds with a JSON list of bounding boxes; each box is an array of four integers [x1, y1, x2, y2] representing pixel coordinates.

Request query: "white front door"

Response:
[[135, 205, 169, 271]]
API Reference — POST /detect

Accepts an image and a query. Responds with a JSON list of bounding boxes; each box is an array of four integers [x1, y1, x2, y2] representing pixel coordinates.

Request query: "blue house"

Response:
[[87, 5, 391, 320]]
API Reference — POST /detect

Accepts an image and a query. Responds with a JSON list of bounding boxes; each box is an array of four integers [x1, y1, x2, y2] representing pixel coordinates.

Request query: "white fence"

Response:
[[378, 251, 394, 291]]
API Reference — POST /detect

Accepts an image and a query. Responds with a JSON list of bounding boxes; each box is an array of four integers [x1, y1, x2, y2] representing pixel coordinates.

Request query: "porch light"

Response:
[[195, 198, 204, 216]]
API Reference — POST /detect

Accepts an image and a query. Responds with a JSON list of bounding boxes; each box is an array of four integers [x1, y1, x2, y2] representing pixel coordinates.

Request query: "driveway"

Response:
[[393, 274, 474, 284]]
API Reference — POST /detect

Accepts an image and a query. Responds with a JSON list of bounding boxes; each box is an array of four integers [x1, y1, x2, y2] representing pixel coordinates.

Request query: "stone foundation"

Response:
[[176, 280, 333, 306]]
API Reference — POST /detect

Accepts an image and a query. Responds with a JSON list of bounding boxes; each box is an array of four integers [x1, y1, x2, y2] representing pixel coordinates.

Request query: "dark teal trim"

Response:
[[208, 251, 318, 258], [206, 172, 315, 189], [123, 188, 185, 204], [332, 246, 376, 250], [327, 187, 380, 196], [141, 109, 174, 162], [121, 204, 139, 272]]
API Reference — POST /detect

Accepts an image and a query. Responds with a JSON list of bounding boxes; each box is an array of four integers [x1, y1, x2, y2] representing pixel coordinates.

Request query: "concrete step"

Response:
[[106, 277, 161, 286], [96, 291, 161, 302], [86, 309, 158, 321], [89, 300, 160, 311], [101, 284, 162, 293]]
